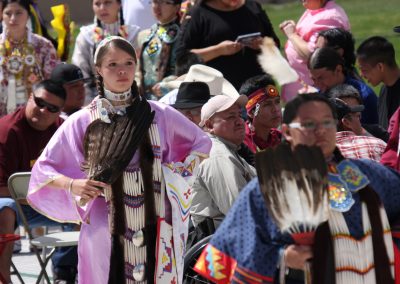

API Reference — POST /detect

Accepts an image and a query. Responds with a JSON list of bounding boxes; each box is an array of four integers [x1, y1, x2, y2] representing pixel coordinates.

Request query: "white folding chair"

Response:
[[8, 172, 80, 284]]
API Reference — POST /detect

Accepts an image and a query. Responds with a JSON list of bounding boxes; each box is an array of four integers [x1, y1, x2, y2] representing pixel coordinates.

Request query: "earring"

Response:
[[249, 122, 255, 132], [254, 103, 261, 117]]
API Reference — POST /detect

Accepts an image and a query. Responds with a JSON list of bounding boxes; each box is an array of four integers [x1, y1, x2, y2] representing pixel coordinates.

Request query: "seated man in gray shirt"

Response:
[[190, 94, 257, 228]]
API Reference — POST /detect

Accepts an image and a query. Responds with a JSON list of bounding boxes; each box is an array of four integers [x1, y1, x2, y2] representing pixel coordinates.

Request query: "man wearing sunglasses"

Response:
[[0, 80, 78, 284]]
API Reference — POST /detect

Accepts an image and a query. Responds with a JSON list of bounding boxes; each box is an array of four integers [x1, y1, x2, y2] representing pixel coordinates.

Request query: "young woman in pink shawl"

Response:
[[279, 0, 350, 102], [27, 36, 211, 284]]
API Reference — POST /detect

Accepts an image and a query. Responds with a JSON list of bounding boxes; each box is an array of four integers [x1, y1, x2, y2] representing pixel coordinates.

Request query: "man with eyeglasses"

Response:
[[194, 93, 400, 284], [0, 80, 77, 284]]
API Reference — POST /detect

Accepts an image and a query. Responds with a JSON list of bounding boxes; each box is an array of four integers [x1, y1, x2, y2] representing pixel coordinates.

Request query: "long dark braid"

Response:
[[95, 74, 105, 98], [130, 80, 140, 99], [119, 6, 125, 26], [96, 17, 102, 29]]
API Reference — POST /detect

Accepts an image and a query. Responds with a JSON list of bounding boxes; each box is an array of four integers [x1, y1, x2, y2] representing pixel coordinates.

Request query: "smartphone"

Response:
[[235, 32, 261, 46]]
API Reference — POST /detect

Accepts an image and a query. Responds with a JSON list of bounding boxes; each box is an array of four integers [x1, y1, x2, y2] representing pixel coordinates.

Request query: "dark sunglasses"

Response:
[[33, 96, 61, 113]]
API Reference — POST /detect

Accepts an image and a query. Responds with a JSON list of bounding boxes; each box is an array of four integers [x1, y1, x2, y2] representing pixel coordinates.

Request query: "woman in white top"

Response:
[[72, 0, 140, 100]]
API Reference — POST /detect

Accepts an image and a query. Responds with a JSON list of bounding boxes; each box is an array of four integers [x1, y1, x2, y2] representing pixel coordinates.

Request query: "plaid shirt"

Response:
[[336, 131, 387, 162]]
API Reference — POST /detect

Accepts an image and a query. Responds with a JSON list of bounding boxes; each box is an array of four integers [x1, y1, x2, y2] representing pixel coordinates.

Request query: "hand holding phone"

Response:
[[235, 32, 262, 46]]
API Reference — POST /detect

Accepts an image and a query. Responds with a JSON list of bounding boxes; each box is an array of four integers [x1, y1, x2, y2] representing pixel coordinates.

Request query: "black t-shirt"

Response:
[[379, 77, 400, 129], [176, 0, 280, 90]]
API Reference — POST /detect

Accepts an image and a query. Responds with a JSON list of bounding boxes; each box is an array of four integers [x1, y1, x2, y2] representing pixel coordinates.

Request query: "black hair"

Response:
[[94, 38, 139, 98], [32, 79, 66, 101], [356, 36, 397, 68], [175, 51, 203, 76], [318, 28, 356, 72], [239, 74, 276, 97], [92, 0, 124, 28], [309, 47, 345, 73], [2, 0, 31, 15], [326, 84, 362, 104], [283, 93, 337, 124]]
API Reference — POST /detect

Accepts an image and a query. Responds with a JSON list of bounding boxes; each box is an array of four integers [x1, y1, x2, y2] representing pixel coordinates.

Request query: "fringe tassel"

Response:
[[327, 188, 394, 284], [139, 132, 156, 284]]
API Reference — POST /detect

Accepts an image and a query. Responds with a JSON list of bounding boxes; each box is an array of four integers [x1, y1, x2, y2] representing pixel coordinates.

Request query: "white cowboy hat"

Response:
[[162, 64, 240, 98]]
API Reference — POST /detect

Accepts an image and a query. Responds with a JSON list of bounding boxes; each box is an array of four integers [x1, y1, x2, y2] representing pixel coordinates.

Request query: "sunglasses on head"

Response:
[[33, 96, 61, 113]]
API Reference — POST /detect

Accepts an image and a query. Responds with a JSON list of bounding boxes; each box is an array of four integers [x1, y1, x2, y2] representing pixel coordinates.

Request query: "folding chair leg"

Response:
[[35, 247, 55, 284], [11, 260, 25, 284], [30, 245, 52, 284]]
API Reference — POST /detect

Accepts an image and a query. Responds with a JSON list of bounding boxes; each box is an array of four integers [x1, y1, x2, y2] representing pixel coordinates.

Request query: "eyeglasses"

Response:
[[33, 96, 61, 113], [150, 0, 176, 5], [288, 119, 337, 131]]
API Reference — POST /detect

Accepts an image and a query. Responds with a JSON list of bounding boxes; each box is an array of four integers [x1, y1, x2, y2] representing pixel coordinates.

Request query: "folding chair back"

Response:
[[8, 172, 35, 241], [8, 172, 30, 201], [8, 172, 80, 284]]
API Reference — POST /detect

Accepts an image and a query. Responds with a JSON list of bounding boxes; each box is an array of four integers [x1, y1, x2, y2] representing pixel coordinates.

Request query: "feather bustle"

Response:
[[257, 37, 299, 86], [256, 144, 329, 235]]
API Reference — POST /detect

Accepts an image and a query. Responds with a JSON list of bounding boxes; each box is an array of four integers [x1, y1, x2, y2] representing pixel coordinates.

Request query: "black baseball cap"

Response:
[[331, 98, 364, 120], [51, 63, 92, 85]]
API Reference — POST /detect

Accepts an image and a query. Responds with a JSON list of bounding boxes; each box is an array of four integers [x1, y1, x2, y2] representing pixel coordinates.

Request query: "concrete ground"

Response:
[[10, 229, 54, 284]]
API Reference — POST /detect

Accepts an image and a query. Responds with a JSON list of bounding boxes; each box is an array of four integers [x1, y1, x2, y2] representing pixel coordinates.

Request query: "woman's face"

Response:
[[151, 0, 180, 24], [301, 0, 325, 10], [96, 45, 136, 93], [92, 0, 121, 24], [2, 2, 29, 33]]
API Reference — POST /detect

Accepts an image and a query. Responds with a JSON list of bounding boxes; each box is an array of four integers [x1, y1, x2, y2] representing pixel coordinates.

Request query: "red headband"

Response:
[[245, 85, 279, 113]]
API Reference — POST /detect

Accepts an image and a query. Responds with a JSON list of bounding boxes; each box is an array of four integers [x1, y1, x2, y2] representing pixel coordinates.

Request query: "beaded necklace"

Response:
[[97, 88, 133, 122], [0, 33, 41, 82]]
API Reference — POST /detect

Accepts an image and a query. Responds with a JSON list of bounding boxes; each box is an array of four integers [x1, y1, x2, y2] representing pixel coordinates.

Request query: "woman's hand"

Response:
[[284, 244, 313, 270], [279, 20, 297, 38], [69, 179, 109, 201], [217, 40, 243, 56]]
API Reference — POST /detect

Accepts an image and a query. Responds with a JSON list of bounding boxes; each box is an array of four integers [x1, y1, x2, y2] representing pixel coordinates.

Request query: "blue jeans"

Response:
[[0, 198, 78, 270]]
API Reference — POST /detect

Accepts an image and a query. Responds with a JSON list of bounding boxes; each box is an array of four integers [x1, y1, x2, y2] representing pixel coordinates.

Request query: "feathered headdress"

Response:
[[256, 144, 329, 245], [257, 37, 299, 86]]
